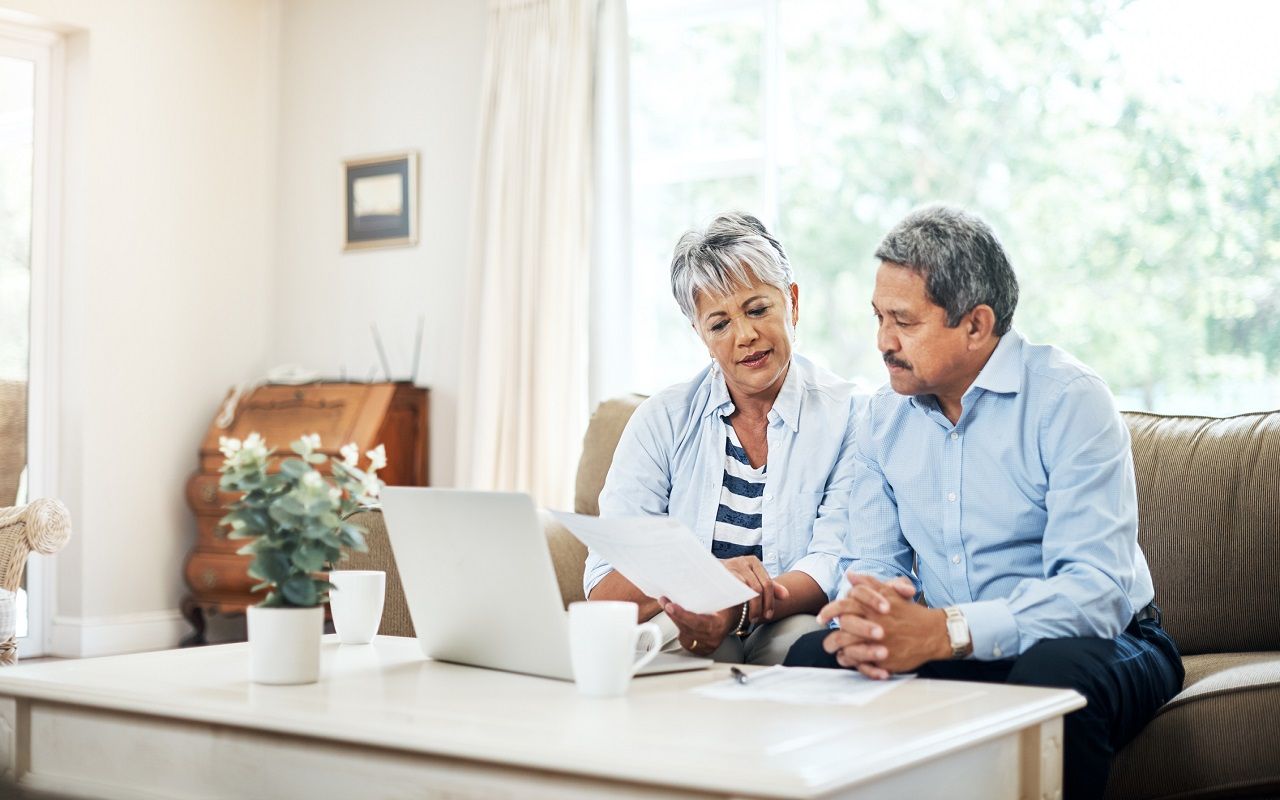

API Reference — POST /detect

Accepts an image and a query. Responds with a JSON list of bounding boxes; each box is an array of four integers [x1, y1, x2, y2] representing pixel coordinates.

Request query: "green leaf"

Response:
[[251, 550, 291, 585], [280, 458, 312, 480], [290, 543, 326, 574], [268, 502, 301, 530], [302, 494, 332, 515], [259, 590, 283, 608], [345, 528, 368, 552], [281, 575, 318, 607]]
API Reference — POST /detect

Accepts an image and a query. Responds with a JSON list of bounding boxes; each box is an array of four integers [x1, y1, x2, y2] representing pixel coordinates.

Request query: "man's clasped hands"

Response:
[[817, 573, 953, 679]]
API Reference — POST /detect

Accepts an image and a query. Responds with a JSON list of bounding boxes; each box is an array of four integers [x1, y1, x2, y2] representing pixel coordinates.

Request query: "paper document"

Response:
[[693, 666, 915, 706], [550, 511, 757, 614]]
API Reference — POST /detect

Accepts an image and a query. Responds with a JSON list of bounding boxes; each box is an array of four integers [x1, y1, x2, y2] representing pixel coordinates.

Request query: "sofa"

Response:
[[345, 397, 1280, 800]]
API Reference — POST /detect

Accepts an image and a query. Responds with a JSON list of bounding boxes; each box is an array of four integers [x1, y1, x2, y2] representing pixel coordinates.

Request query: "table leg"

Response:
[[178, 597, 207, 647], [1019, 716, 1064, 800]]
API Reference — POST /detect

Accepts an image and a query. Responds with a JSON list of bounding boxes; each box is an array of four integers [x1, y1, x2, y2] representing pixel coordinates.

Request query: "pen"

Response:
[[730, 666, 750, 685]]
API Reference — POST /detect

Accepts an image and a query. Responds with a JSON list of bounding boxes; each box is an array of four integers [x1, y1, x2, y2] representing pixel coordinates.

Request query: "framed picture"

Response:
[[343, 151, 418, 251]]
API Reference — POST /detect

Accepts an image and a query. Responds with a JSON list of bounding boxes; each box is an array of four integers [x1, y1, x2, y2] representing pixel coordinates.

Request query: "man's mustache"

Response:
[[883, 352, 911, 370]]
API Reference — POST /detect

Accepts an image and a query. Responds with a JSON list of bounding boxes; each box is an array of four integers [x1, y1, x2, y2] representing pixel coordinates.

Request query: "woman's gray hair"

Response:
[[875, 205, 1019, 335], [669, 212, 795, 324]]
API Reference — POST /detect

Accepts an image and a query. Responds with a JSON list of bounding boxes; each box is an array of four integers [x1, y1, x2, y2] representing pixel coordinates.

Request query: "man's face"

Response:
[[871, 262, 974, 398]]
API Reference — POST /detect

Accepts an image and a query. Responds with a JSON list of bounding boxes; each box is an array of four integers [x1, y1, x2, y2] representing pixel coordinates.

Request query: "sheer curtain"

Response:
[[455, 0, 599, 508]]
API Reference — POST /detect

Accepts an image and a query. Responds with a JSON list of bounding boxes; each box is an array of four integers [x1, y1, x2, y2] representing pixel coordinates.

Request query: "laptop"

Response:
[[379, 487, 713, 681]]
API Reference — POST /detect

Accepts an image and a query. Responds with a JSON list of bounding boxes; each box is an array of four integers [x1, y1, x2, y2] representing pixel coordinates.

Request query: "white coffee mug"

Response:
[[568, 601, 662, 697], [328, 570, 386, 645]]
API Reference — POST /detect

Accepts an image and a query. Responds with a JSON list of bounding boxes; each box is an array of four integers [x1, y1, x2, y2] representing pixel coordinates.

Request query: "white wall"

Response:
[[271, 0, 488, 488], [0, 0, 277, 655], [0, 0, 488, 655]]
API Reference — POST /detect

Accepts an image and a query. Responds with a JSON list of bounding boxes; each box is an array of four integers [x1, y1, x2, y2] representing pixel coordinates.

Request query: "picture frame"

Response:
[[343, 151, 418, 251]]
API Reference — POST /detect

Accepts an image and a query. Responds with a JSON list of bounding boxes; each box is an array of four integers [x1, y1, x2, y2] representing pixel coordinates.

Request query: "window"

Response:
[[623, 0, 1280, 414], [0, 23, 62, 657]]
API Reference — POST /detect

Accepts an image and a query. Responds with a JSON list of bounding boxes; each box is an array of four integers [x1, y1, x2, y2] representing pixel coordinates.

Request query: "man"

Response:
[[784, 205, 1184, 798]]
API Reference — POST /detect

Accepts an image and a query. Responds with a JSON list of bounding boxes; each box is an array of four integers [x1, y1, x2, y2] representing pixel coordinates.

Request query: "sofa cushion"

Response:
[[1123, 411, 1280, 655], [540, 510, 587, 605], [341, 509, 414, 638], [574, 394, 645, 516], [1106, 651, 1280, 800]]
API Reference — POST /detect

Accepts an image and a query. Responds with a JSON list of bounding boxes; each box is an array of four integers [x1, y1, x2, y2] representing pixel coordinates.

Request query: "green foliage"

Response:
[[217, 433, 383, 608], [630, 0, 1280, 412]]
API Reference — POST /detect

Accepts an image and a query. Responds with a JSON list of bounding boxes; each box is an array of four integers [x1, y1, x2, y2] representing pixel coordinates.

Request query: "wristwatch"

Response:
[[943, 606, 973, 659]]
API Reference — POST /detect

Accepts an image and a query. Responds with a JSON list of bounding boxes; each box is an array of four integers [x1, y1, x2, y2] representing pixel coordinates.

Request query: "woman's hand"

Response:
[[660, 597, 737, 656], [722, 556, 790, 623]]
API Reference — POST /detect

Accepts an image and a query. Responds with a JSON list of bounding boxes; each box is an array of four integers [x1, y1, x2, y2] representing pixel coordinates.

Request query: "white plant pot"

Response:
[[247, 605, 323, 685]]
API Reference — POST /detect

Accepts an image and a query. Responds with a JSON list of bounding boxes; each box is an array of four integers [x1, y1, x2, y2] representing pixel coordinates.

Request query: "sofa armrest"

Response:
[[540, 509, 587, 607], [340, 508, 415, 638]]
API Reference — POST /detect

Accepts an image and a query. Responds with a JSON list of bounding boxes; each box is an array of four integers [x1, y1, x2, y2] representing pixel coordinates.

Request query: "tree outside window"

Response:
[[626, 0, 1280, 414]]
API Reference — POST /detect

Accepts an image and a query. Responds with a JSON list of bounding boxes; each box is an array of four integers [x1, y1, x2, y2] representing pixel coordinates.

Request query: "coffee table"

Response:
[[0, 636, 1082, 798]]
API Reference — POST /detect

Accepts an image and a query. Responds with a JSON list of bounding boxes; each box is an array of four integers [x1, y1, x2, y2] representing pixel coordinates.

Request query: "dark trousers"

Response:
[[784, 618, 1184, 799]]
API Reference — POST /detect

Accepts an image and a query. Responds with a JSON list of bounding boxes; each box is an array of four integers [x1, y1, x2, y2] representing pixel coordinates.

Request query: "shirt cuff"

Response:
[[843, 561, 916, 598], [789, 553, 842, 601], [956, 599, 1019, 660]]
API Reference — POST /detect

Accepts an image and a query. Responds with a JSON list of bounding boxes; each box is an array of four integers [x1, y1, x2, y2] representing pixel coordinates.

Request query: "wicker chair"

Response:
[[0, 380, 26, 508], [0, 498, 71, 664]]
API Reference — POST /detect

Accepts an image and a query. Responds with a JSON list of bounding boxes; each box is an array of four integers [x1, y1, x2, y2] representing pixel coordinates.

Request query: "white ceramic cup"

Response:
[[328, 570, 386, 645], [568, 601, 662, 697]]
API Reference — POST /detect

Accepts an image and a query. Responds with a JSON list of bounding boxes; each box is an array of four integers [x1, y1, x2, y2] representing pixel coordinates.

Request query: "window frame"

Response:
[[0, 21, 65, 660]]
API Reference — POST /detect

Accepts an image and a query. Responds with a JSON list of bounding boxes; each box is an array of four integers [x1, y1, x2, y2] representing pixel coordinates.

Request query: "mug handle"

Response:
[[630, 622, 663, 675]]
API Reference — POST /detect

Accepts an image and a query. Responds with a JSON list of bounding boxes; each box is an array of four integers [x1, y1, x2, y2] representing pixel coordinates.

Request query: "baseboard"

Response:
[[50, 610, 190, 658]]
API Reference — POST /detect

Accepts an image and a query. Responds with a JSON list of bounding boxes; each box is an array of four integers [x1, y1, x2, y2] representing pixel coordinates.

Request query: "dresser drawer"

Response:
[[186, 474, 239, 515], [184, 552, 260, 599], [195, 516, 244, 554]]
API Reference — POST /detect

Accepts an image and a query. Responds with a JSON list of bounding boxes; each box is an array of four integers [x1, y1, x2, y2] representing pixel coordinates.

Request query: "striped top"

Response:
[[712, 416, 765, 561]]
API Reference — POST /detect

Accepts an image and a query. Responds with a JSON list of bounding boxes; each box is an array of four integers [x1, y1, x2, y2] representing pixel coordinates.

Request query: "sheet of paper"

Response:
[[550, 511, 757, 614], [692, 666, 915, 706]]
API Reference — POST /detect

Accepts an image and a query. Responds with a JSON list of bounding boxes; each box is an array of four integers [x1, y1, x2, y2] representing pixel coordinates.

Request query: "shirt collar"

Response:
[[704, 356, 803, 433], [907, 328, 1024, 412], [970, 328, 1024, 396]]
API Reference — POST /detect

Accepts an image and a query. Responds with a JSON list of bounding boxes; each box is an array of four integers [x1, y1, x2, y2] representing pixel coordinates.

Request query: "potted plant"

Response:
[[217, 432, 384, 684]]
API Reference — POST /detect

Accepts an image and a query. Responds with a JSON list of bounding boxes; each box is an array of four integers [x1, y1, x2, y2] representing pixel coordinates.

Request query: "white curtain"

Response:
[[455, 0, 598, 509]]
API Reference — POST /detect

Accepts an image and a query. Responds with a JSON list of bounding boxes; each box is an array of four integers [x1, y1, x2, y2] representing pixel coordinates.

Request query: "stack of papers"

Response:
[[693, 667, 915, 706]]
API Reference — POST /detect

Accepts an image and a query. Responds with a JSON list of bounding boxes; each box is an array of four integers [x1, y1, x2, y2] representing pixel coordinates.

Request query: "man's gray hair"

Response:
[[670, 212, 794, 324], [875, 205, 1019, 335]]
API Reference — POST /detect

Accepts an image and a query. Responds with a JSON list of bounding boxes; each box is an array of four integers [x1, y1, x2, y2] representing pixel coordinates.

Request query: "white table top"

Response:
[[0, 636, 1084, 798]]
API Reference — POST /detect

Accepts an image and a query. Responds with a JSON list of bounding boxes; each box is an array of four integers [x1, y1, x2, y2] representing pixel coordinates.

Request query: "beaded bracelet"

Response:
[[733, 601, 750, 637]]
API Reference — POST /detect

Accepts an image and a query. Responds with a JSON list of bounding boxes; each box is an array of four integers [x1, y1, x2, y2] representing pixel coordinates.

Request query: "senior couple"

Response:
[[582, 206, 1184, 798]]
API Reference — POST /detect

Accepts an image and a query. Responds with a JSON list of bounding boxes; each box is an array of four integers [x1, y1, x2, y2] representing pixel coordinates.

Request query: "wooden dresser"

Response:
[[182, 382, 428, 645]]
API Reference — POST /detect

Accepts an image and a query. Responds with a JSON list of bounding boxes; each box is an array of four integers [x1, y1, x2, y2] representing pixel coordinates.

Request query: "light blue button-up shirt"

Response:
[[849, 329, 1154, 660], [585, 354, 867, 602]]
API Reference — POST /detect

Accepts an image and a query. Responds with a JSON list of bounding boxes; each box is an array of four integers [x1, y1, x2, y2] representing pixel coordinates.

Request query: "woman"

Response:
[[584, 212, 864, 664]]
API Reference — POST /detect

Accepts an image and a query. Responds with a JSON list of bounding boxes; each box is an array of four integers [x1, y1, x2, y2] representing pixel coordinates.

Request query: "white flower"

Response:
[[218, 436, 242, 458], [242, 432, 268, 459], [302, 471, 324, 489], [360, 472, 381, 500], [366, 444, 387, 472], [302, 433, 322, 451], [340, 443, 360, 467], [329, 487, 342, 502]]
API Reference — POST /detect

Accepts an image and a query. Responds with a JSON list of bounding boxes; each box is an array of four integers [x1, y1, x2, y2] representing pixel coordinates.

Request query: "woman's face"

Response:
[[693, 278, 799, 402]]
